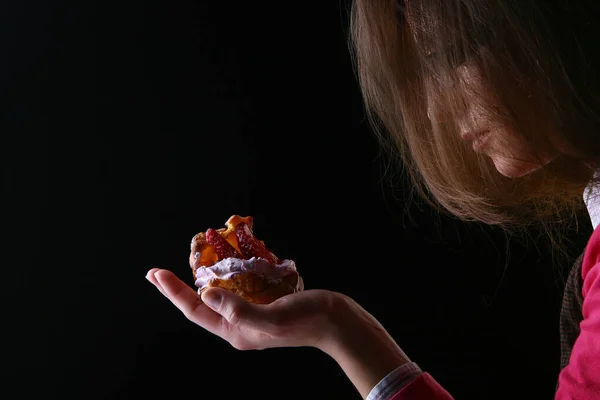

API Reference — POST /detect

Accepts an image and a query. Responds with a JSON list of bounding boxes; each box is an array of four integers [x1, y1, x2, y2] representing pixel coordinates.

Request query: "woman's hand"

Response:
[[146, 268, 410, 398], [146, 268, 337, 350]]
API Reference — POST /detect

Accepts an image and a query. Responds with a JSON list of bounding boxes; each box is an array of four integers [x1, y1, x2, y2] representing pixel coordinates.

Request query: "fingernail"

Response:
[[201, 290, 222, 311]]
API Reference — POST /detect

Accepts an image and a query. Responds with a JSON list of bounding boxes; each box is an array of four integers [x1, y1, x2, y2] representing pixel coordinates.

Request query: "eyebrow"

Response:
[[425, 29, 492, 66]]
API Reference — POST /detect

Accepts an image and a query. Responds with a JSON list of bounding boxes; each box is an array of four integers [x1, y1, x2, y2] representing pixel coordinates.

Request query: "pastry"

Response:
[[189, 215, 303, 304]]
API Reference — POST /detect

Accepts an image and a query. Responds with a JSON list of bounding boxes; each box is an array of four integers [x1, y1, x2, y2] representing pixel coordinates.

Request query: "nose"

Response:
[[459, 131, 476, 141]]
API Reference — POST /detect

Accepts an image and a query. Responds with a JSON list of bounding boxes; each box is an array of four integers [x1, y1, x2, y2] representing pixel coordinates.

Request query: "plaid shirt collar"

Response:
[[584, 171, 600, 230]]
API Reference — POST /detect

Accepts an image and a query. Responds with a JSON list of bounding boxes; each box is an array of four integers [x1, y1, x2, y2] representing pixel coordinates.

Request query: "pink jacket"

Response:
[[390, 226, 600, 399]]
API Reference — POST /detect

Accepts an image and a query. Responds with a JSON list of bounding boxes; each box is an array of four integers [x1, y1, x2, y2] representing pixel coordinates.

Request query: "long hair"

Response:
[[349, 0, 600, 252]]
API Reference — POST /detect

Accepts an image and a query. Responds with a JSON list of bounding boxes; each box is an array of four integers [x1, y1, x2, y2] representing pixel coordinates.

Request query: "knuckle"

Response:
[[183, 299, 204, 322], [225, 305, 242, 325]]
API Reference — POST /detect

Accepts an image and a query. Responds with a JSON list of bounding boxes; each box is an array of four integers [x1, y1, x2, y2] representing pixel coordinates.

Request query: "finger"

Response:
[[202, 287, 297, 330], [201, 287, 257, 326], [201, 288, 275, 348], [154, 269, 225, 336], [200, 288, 313, 333], [201, 288, 279, 337], [201, 289, 328, 348], [146, 268, 168, 297]]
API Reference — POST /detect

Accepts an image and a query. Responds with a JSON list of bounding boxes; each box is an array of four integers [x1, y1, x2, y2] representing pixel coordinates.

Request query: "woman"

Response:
[[147, 0, 600, 398]]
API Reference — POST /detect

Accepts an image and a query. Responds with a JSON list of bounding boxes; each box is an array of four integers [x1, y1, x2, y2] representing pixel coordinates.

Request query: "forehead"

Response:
[[403, 1, 464, 56]]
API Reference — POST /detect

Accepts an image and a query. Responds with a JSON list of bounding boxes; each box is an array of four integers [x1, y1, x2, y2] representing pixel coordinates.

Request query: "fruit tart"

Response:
[[189, 215, 303, 304]]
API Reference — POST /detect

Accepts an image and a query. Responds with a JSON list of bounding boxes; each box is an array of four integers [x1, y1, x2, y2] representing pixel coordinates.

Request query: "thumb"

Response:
[[201, 288, 257, 326]]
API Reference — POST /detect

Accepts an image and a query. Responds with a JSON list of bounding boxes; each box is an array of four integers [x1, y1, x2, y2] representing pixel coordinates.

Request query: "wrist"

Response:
[[317, 293, 410, 398]]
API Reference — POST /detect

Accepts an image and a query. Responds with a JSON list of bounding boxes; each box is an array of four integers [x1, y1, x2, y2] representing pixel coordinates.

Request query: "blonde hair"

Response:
[[349, 0, 600, 249]]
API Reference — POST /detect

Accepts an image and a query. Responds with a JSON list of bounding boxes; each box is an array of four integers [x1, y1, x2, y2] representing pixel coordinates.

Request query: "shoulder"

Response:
[[582, 226, 600, 298]]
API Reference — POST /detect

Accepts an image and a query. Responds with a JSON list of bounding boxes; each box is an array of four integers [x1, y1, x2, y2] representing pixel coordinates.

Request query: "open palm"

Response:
[[146, 268, 337, 350]]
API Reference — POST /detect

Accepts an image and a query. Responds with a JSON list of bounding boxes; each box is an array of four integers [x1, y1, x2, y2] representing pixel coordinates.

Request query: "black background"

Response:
[[3, 1, 593, 399]]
